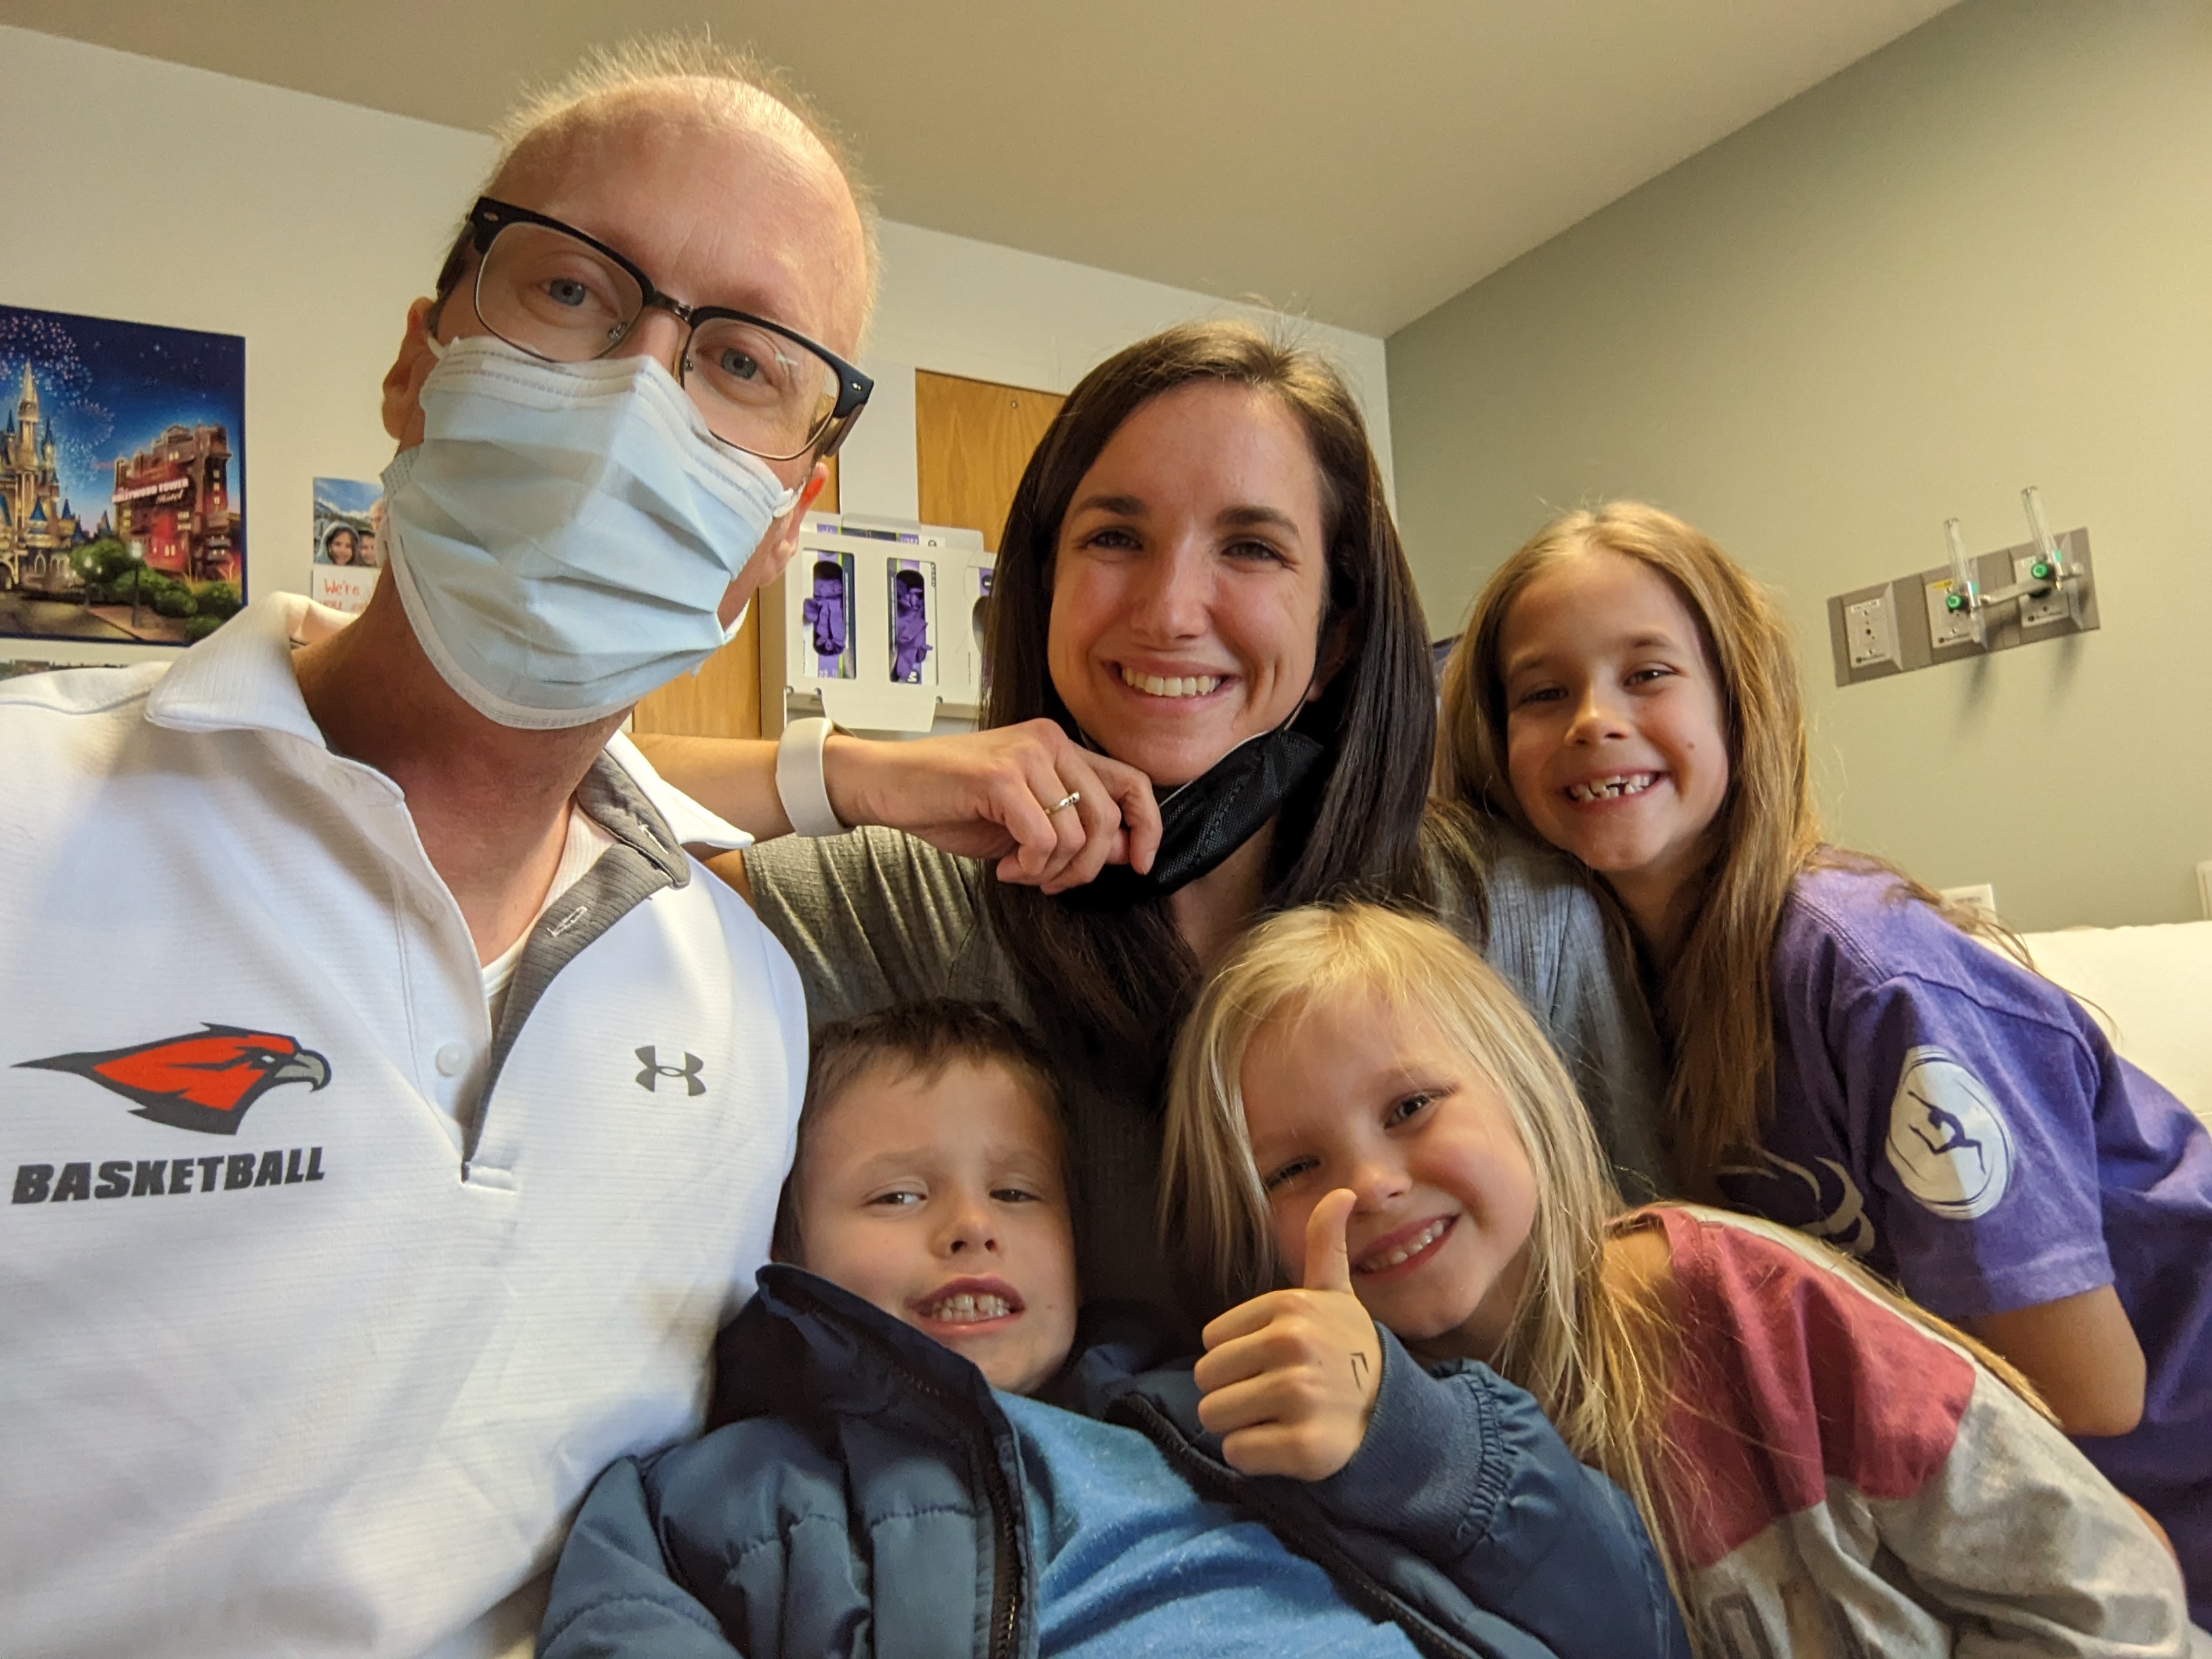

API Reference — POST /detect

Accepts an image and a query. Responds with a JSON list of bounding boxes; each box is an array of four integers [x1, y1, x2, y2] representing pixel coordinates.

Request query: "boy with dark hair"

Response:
[[538, 1000, 1683, 1659]]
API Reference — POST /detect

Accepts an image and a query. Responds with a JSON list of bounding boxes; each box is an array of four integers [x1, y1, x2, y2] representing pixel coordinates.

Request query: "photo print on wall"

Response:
[[802, 550, 855, 678], [0, 302, 245, 647], [311, 478, 382, 616], [890, 557, 935, 685]]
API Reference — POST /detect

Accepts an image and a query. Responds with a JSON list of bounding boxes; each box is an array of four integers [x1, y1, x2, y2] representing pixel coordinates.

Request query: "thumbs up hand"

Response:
[[1192, 1189, 1385, 1481]]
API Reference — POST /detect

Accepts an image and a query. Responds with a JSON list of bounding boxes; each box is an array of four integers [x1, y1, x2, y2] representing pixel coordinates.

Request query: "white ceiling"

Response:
[[1, 0, 1957, 335]]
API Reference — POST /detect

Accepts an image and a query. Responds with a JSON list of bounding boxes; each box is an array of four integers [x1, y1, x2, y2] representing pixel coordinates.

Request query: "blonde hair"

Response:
[[1162, 902, 1677, 1565], [442, 32, 880, 319], [1438, 501, 2018, 1193], [1164, 900, 2053, 1647]]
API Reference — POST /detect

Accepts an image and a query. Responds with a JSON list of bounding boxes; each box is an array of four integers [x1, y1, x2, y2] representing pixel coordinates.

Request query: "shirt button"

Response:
[[434, 1042, 468, 1077]]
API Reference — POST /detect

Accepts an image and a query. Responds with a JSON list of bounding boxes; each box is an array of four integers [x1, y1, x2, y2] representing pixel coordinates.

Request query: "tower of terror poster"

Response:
[[0, 302, 246, 647]]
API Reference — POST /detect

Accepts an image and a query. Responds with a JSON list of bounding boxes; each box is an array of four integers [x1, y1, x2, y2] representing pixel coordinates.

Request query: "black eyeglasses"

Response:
[[448, 197, 872, 464]]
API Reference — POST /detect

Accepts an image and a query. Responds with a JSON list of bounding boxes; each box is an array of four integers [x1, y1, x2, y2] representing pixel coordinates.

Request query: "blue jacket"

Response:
[[538, 1266, 1686, 1659]]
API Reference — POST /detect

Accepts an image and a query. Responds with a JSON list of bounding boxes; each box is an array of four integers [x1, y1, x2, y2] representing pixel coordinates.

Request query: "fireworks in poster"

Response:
[[0, 302, 245, 647]]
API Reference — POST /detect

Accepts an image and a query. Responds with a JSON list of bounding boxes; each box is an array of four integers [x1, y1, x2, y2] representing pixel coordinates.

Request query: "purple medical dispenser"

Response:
[[890, 562, 932, 683], [800, 555, 856, 678]]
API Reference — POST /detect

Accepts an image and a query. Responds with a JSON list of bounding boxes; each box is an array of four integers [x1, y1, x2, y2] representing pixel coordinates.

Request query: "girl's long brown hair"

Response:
[[1438, 502, 2018, 1193], [982, 321, 1441, 1071]]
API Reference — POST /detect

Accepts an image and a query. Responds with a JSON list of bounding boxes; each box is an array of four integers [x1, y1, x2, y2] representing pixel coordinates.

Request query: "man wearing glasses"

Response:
[[0, 40, 870, 1659]]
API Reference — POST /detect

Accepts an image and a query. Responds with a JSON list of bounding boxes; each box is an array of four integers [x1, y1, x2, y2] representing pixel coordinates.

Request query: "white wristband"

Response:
[[775, 716, 848, 837]]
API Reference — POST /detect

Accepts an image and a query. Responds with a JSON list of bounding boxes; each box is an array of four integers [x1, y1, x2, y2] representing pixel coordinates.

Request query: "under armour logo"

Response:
[[634, 1046, 705, 1097]]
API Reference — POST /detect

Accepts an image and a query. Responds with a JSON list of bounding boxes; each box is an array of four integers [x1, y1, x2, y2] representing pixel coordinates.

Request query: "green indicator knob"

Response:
[[1946, 592, 1967, 613], [2031, 560, 2053, 581]]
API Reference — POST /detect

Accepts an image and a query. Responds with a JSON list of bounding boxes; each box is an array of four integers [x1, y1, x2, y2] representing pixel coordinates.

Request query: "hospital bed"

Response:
[[2022, 920, 2212, 1130]]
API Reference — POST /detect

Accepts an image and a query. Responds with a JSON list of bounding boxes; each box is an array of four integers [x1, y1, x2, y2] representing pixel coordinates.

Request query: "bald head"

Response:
[[438, 36, 876, 356]]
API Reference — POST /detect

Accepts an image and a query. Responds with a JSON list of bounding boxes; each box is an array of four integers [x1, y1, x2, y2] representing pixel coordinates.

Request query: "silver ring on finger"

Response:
[[1046, 790, 1082, 815]]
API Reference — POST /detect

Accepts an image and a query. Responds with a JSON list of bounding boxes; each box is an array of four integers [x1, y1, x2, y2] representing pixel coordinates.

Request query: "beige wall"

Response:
[[0, 26, 490, 663], [0, 26, 1390, 657], [1387, 0, 2212, 929], [840, 217, 1391, 524]]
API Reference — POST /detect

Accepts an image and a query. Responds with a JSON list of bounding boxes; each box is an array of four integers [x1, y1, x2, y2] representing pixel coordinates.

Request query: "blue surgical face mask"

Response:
[[380, 333, 800, 729]]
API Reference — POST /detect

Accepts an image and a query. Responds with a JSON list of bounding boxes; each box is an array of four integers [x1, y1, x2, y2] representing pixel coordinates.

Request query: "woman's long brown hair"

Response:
[[981, 321, 1439, 1071]]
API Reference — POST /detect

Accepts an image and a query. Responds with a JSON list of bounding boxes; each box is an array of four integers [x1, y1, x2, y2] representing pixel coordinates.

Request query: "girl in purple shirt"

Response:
[[1438, 499, 2212, 1624]]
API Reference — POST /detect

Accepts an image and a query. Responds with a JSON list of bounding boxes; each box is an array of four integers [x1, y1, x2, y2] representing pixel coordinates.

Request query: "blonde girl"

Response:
[[1437, 502, 2211, 1621], [1164, 901, 2197, 1658]]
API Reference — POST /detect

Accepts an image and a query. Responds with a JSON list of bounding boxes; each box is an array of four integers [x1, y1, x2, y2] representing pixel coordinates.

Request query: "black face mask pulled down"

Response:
[[1062, 725, 1327, 909]]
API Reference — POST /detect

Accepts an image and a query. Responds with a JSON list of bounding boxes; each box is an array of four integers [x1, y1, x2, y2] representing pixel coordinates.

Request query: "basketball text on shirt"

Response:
[[14, 1147, 326, 1205], [11, 1022, 333, 1206]]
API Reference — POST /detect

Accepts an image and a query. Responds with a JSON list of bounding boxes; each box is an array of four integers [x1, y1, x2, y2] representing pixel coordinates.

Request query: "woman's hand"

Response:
[[825, 718, 1162, 894], [1193, 1189, 1384, 1481]]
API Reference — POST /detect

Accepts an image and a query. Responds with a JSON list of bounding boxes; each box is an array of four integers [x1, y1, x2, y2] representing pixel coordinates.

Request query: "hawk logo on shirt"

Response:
[[16, 1025, 331, 1136], [1885, 1046, 2013, 1220]]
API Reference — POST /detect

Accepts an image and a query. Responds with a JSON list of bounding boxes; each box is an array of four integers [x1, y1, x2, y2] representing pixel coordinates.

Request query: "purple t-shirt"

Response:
[[1717, 864, 2212, 1623]]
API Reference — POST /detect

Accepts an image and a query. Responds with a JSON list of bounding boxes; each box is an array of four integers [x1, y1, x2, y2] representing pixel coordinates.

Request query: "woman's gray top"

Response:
[[744, 823, 1668, 1314]]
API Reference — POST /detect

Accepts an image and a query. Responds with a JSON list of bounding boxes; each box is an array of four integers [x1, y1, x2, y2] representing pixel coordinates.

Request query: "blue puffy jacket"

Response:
[[539, 1266, 1686, 1659]]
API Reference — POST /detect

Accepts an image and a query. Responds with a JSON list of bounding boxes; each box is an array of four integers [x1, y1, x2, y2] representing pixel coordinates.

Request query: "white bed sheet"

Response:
[[2022, 920, 2212, 1130]]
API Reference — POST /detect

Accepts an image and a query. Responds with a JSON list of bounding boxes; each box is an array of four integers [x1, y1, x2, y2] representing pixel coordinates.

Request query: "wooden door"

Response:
[[915, 371, 1063, 552], [628, 455, 838, 739]]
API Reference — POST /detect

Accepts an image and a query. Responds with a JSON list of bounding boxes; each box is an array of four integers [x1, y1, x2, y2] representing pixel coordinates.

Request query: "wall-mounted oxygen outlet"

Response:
[[1925, 577, 1979, 651], [2015, 552, 2070, 630], [1829, 524, 2098, 688]]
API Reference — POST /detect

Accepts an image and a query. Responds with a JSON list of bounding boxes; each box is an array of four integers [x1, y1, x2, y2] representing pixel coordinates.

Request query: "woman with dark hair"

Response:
[[642, 321, 1664, 1311]]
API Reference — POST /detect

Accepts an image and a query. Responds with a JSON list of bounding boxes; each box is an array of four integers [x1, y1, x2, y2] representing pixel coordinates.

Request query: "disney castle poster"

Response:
[[0, 302, 245, 647]]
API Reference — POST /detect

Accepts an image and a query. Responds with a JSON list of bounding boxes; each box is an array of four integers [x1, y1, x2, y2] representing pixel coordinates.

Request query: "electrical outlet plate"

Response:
[[1941, 882, 1997, 918], [1845, 592, 1897, 668], [1827, 580, 1908, 686]]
